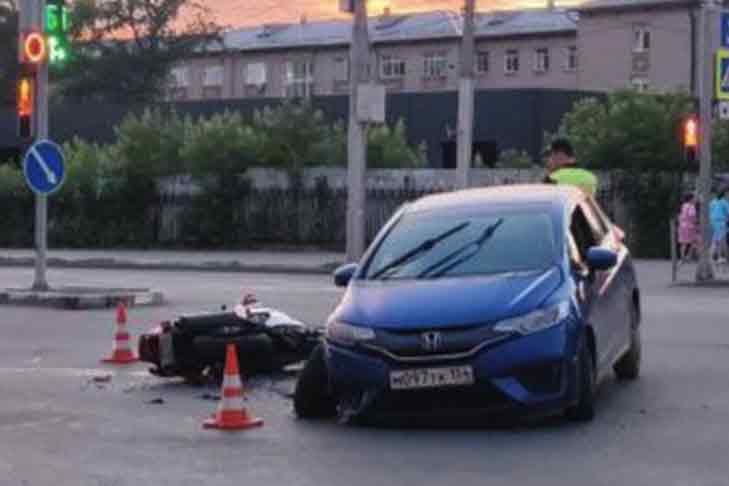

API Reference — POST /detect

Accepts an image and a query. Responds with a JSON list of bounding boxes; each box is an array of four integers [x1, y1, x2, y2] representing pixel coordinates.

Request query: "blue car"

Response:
[[294, 185, 642, 423]]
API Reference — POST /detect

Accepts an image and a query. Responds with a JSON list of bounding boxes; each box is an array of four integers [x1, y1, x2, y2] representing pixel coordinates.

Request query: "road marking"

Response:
[[30, 146, 58, 185]]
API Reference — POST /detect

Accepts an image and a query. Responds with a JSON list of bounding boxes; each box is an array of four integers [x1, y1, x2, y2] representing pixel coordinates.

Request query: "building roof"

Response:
[[222, 9, 577, 53], [576, 0, 698, 12]]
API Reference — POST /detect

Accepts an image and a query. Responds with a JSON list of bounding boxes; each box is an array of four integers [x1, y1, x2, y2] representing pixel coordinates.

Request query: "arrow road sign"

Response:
[[23, 139, 65, 195], [722, 13, 729, 48]]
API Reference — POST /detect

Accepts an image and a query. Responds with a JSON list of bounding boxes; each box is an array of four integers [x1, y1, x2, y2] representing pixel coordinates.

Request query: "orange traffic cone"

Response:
[[102, 302, 138, 365], [203, 343, 263, 431]]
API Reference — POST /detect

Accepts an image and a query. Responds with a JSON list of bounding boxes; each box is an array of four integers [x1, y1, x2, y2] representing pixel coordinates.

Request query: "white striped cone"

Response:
[[102, 303, 138, 364], [204, 343, 263, 430]]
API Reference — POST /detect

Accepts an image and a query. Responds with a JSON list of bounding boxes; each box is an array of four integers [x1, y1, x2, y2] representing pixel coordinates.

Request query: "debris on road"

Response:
[[145, 398, 165, 405]]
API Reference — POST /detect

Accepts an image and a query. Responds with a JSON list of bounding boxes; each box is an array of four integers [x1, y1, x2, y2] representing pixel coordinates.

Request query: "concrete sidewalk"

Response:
[[0, 249, 347, 275]]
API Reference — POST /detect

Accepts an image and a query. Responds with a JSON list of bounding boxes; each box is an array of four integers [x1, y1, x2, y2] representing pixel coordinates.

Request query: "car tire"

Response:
[[566, 334, 596, 422], [294, 343, 337, 419], [614, 305, 641, 380]]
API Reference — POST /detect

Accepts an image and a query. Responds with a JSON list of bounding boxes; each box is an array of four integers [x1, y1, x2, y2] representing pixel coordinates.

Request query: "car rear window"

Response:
[[363, 210, 557, 280]]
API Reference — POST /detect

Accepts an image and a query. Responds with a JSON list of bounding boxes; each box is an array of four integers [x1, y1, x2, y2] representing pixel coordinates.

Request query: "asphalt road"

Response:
[[1, 263, 728, 486]]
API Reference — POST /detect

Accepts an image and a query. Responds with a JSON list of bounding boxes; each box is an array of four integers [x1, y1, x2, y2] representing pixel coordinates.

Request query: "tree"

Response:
[[55, 0, 221, 103], [555, 90, 695, 172], [0, 0, 17, 106]]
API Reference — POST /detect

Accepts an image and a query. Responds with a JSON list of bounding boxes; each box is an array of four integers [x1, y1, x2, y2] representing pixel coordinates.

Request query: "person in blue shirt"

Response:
[[709, 190, 729, 263]]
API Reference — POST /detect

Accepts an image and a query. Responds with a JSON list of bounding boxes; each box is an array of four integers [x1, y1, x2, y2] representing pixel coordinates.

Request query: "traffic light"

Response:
[[20, 31, 47, 66], [683, 116, 699, 163], [17, 74, 35, 140], [45, 0, 71, 66]]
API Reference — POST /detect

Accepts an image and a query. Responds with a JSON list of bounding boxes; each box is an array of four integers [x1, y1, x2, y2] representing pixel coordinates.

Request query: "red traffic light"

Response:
[[21, 31, 47, 64], [684, 117, 699, 148]]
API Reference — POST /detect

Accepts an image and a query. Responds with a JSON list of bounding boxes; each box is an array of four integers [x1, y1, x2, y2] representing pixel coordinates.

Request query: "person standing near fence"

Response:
[[678, 193, 700, 264], [543, 138, 598, 198], [709, 190, 729, 264]]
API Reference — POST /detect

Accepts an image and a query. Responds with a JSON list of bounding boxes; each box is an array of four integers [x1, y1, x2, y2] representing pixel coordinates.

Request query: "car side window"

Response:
[[578, 201, 606, 244], [570, 206, 597, 263], [584, 198, 611, 236]]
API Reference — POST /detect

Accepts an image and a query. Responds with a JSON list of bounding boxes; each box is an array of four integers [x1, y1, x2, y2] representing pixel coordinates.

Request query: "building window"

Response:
[[534, 48, 550, 73], [169, 67, 189, 88], [505, 49, 519, 75], [423, 53, 447, 79], [202, 65, 224, 87], [284, 59, 314, 98], [476, 51, 489, 74], [244, 62, 267, 86], [630, 77, 650, 92], [380, 55, 406, 79], [564, 46, 578, 71], [634, 27, 650, 53], [334, 57, 349, 82]]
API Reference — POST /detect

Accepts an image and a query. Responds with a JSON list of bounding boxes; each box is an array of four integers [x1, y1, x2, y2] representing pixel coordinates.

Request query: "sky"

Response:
[[211, 0, 585, 28]]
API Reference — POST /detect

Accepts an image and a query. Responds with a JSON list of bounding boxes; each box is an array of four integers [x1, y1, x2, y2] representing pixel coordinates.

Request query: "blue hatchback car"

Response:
[[294, 185, 642, 423]]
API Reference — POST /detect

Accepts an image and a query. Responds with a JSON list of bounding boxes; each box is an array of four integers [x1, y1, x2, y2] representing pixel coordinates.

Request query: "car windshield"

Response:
[[363, 210, 557, 280]]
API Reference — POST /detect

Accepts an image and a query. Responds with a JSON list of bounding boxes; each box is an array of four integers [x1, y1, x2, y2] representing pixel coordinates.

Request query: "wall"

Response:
[[577, 6, 693, 92], [0, 89, 595, 167]]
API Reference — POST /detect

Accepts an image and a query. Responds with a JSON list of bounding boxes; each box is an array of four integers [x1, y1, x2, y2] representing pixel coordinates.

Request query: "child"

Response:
[[678, 193, 700, 263]]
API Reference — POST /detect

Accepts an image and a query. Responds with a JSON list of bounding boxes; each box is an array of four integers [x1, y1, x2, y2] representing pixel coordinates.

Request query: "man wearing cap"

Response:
[[544, 138, 598, 197]]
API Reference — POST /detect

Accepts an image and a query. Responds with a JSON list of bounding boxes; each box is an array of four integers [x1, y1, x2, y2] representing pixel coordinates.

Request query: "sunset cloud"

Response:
[[212, 0, 585, 28]]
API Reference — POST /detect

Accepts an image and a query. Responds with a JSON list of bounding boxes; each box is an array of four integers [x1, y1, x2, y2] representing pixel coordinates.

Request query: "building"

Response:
[[166, 0, 699, 101], [0, 0, 704, 167]]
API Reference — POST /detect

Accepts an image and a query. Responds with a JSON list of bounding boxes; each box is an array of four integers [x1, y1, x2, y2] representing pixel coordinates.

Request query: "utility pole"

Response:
[[456, 0, 475, 189], [346, 0, 370, 262], [696, 0, 719, 282], [20, 0, 50, 291]]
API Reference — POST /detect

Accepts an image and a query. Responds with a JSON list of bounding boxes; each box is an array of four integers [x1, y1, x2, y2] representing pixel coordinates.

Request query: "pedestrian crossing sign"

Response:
[[716, 49, 729, 100]]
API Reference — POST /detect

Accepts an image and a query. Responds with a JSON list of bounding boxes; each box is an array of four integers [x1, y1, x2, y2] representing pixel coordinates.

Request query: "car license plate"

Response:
[[390, 366, 474, 390]]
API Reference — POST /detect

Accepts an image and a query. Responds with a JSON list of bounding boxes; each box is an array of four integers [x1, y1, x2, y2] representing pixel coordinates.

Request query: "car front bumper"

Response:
[[326, 322, 580, 422]]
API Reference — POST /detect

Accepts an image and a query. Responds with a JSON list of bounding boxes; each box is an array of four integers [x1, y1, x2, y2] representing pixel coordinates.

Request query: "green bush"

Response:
[[367, 119, 426, 169], [494, 149, 536, 169]]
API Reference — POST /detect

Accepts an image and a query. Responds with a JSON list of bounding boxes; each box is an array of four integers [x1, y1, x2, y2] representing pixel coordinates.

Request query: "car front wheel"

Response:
[[294, 343, 337, 419]]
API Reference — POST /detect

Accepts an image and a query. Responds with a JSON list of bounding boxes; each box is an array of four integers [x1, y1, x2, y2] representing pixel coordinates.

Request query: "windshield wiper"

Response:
[[418, 218, 504, 279], [370, 222, 471, 280]]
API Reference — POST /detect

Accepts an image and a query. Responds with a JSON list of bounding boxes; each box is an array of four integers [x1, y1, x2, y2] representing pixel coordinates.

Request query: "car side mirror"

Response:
[[586, 247, 617, 271], [334, 263, 358, 287]]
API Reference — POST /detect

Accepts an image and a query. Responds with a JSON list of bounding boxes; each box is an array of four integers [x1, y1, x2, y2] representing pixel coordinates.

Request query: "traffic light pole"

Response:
[[696, 1, 718, 282], [20, 0, 50, 291]]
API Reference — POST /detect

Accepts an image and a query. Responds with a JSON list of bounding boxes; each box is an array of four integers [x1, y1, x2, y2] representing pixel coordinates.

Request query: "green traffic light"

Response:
[[45, 2, 71, 66]]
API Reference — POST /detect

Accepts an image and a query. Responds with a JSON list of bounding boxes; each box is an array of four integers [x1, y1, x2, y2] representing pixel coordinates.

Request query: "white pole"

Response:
[[456, 0, 475, 189], [346, 0, 370, 262], [20, 0, 50, 291]]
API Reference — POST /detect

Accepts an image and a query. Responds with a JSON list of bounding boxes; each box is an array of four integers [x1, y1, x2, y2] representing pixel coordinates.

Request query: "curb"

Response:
[[0, 257, 342, 276], [0, 288, 165, 310]]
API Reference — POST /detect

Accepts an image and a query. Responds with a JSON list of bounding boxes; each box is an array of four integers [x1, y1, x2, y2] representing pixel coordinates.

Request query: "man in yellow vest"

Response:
[[544, 138, 598, 197]]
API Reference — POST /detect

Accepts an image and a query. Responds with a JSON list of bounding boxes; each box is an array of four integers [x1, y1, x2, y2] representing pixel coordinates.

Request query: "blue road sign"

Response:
[[23, 139, 66, 195], [722, 13, 729, 48]]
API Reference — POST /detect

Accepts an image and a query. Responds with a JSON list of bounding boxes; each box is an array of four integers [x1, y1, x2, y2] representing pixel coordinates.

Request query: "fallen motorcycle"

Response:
[[138, 295, 322, 383]]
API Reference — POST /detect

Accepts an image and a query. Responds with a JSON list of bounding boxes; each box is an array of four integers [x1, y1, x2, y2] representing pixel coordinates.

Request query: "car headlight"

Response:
[[493, 301, 570, 336], [326, 320, 375, 346]]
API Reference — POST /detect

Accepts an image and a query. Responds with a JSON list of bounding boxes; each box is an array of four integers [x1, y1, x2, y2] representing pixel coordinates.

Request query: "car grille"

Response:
[[373, 383, 512, 413], [368, 325, 509, 360]]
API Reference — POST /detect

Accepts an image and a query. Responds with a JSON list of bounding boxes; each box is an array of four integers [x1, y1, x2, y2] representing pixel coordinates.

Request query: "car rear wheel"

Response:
[[614, 305, 641, 380], [294, 343, 337, 419], [566, 335, 596, 422]]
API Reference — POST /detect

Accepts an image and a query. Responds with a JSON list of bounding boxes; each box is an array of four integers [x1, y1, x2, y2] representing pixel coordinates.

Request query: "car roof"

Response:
[[405, 184, 584, 214]]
